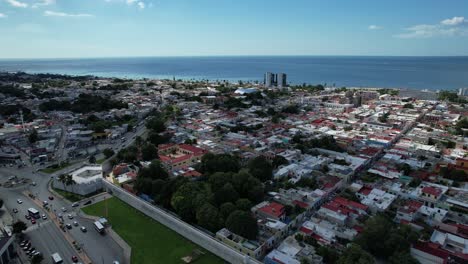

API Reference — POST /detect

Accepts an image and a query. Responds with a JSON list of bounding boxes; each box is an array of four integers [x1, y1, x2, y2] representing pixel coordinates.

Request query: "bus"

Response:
[[51, 252, 63, 264], [28, 208, 40, 219], [93, 221, 105, 233]]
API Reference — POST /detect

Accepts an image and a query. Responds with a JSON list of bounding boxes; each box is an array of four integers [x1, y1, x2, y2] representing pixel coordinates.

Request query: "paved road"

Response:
[[0, 166, 124, 264]]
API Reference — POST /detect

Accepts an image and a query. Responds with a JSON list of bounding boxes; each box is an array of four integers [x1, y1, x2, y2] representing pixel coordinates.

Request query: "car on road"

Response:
[[80, 226, 87, 232], [66, 223, 72, 229], [61, 207, 67, 212], [43, 201, 48, 206], [72, 202, 79, 207], [42, 214, 47, 220], [72, 255, 78, 263], [22, 243, 31, 250], [48, 196, 54, 200], [20, 240, 29, 247], [67, 214, 73, 219], [17, 199, 23, 204], [25, 215, 31, 220], [83, 200, 92, 205], [31, 219, 36, 224], [73, 221, 78, 226], [12, 208, 18, 213], [31, 181, 36, 186]]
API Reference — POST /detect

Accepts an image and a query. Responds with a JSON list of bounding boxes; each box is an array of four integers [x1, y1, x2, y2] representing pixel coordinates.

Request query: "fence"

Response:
[[103, 181, 262, 264]]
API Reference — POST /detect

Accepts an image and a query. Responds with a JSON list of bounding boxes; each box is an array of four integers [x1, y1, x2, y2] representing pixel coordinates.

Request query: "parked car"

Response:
[[17, 199, 23, 204], [12, 208, 18, 213], [80, 226, 87, 232], [61, 207, 67, 212], [25, 215, 31, 220], [66, 224, 72, 229], [72, 255, 78, 263], [67, 214, 73, 219], [83, 200, 92, 205], [42, 214, 47, 220], [48, 196, 54, 200], [31, 219, 36, 224]]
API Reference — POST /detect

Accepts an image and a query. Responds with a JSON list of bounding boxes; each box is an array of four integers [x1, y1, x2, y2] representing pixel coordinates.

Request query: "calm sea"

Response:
[[1, 56, 468, 90]]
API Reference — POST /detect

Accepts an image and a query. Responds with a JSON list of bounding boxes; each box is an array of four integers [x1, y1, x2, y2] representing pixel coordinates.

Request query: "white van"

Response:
[[51, 252, 63, 263]]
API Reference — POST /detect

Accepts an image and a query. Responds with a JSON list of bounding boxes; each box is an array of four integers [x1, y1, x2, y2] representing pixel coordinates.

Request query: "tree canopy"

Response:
[[225, 210, 258, 240]]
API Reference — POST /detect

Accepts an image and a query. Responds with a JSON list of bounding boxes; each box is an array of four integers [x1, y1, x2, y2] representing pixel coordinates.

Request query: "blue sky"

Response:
[[0, 0, 468, 58]]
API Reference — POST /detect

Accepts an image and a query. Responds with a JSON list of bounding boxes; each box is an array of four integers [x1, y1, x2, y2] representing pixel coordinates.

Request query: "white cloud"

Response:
[[0, 13, 7, 18], [32, 0, 56, 8], [126, 0, 138, 4], [44, 10, 93, 17], [137, 1, 145, 9], [6, 0, 28, 8], [441, 16, 466, 26], [368, 25, 382, 30], [395, 16, 468, 39]]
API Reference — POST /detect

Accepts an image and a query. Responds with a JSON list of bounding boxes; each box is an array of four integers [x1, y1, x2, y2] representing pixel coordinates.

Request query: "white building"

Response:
[[53, 165, 103, 195]]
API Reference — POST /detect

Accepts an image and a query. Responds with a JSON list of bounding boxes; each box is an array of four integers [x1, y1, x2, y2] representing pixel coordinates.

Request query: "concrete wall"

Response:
[[103, 181, 261, 264], [53, 178, 102, 196]]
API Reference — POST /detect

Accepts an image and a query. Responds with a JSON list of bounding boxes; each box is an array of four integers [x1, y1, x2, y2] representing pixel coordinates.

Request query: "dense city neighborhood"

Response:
[[1, 71, 468, 264]]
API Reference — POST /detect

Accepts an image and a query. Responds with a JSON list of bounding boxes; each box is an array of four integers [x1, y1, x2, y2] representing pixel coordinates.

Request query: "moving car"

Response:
[[31, 219, 36, 224], [17, 199, 23, 204], [72, 202, 79, 207], [12, 208, 18, 213], [80, 226, 87, 232], [67, 214, 73, 219], [73, 221, 79, 226], [48, 196, 54, 200], [65, 223, 72, 229]]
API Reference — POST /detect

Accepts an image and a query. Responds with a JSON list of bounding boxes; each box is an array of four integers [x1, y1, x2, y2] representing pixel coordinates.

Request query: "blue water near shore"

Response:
[[1, 56, 468, 90]]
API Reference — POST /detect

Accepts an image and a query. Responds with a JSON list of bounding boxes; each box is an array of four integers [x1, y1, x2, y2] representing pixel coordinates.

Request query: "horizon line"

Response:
[[1, 54, 468, 60]]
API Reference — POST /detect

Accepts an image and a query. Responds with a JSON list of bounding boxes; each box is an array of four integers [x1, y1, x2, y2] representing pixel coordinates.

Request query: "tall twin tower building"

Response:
[[264, 72, 287, 88]]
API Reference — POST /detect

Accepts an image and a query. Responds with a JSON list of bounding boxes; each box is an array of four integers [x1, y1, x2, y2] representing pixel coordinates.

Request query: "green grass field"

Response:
[[82, 197, 225, 264]]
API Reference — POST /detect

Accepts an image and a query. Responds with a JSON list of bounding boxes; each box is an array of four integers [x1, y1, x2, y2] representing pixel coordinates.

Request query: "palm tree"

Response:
[[58, 174, 67, 191], [65, 174, 77, 194]]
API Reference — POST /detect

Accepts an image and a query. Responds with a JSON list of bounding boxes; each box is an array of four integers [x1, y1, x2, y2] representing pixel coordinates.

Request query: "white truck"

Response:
[[51, 252, 63, 264]]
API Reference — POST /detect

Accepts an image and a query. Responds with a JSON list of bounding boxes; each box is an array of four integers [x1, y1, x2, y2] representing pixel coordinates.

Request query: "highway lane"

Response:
[[0, 167, 124, 264], [25, 221, 80, 264]]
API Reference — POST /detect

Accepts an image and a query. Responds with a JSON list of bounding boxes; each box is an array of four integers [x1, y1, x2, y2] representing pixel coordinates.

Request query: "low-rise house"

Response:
[[216, 228, 264, 260], [252, 202, 286, 222], [264, 235, 322, 264]]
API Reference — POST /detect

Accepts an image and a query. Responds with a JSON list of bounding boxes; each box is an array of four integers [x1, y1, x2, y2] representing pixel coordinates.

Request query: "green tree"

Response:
[[236, 198, 253, 211], [12, 220, 27, 234], [248, 156, 273, 182], [31, 254, 44, 264], [196, 203, 222, 232], [214, 183, 239, 205], [225, 210, 258, 240], [28, 129, 39, 143], [272, 155, 288, 168], [88, 155, 97, 164], [200, 153, 240, 174], [389, 251, 419, 264], [337, 244, 374, 264], [220, 202, 236, 219], [146, 117, 166, 133], [103, 148, 115, 159], [141, 143, 158, 161], [171, 182, 208, 222]]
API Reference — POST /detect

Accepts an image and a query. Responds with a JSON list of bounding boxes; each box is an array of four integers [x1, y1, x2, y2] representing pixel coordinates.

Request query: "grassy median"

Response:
[[82, 197, 225, 264]]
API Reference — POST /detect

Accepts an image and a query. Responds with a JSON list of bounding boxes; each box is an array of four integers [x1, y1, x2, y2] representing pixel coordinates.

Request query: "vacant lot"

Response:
[[82, 197, 224, 264]]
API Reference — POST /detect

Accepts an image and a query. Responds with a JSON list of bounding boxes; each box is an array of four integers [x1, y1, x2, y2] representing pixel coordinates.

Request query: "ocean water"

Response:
[[1, 56, 468, 90]]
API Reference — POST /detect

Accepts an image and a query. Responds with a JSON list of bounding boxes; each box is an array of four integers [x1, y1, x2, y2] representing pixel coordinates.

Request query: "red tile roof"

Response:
[[422, 186, 443, 197], [258, 202, 285, 218]]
